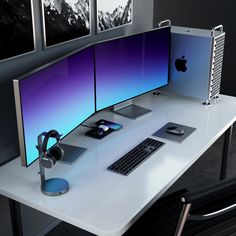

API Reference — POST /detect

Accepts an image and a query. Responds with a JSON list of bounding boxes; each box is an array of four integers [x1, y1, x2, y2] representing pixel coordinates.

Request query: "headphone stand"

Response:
[[38, 134, 69, 197]]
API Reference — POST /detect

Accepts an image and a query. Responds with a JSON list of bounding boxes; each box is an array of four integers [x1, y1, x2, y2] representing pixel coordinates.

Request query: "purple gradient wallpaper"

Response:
[[19, 47, 95, 166], [95, 27, 171, 111]]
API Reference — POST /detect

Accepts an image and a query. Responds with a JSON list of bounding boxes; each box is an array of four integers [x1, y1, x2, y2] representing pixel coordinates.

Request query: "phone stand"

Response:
[[37, 133, 69, 196]]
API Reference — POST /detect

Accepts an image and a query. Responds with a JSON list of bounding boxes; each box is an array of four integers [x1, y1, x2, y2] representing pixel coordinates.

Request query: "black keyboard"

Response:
[[107, 138, 164, 176]]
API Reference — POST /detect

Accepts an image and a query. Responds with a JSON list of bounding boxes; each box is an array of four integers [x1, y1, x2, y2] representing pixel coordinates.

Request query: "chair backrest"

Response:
[[126, 178, 236, 236], [125, 189, 187, 236], [176, 178, 236, 236]]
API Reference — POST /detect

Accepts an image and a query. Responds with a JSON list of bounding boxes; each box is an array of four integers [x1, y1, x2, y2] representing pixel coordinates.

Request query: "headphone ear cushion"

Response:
[[48, 146, 64, 162], [41, 156, 56, 169], [48, 155, 57, 165]]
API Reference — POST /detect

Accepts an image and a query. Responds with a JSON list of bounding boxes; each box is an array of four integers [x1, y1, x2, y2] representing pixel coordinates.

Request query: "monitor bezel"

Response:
[[13, 45, 96, 167], [94, 26, 171, 112]]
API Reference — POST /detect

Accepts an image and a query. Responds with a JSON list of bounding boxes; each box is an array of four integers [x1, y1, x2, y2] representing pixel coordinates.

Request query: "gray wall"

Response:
[[153, 0, 236, 97], [0, 0, 154, 235]]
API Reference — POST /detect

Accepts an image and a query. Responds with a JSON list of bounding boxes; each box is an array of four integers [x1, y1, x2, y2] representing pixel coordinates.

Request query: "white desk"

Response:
[[0, 93, 236, 236]]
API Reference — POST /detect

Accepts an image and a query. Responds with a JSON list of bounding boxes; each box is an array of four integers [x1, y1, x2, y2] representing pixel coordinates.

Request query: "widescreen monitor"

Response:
[[95, 27, 171, 111], [14, 46, 95, 167]]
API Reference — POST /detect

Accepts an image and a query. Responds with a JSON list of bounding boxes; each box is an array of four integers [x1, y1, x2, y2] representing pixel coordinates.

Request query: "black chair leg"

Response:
[[220, 125, 233, 180], [9, 199, 23, 236]]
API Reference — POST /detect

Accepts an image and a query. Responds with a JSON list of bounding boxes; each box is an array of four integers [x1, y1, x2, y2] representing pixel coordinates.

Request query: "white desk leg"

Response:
[[220, 125, 234, 180], [9, 199, 23, 236]]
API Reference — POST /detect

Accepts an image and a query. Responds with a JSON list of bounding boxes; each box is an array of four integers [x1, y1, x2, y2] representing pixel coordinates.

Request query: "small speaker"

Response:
[[162, 25, 225, 104]]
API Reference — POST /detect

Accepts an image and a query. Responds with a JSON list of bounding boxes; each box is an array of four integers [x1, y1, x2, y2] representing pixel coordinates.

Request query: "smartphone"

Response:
[[95, 119, 123, 131]]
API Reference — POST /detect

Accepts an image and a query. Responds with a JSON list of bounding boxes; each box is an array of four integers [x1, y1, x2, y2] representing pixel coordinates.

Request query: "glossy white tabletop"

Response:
[[0, 93, 236, 236]]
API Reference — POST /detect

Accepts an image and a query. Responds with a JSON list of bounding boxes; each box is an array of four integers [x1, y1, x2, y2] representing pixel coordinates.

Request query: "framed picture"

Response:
[[42, 0, 91, 48], [97, 0, 133, 33], [0, 0, 35, 62]]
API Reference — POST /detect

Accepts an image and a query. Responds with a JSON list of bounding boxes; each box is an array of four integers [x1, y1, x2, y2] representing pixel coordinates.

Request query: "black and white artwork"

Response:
[[42, 0, 91, 48], [0, 0, 35, 62], [97, 0, 133, 33]]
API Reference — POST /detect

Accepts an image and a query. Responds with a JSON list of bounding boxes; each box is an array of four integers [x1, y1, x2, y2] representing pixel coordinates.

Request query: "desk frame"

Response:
[[220, 125, 234, 180], [9, 199, 23, 236]]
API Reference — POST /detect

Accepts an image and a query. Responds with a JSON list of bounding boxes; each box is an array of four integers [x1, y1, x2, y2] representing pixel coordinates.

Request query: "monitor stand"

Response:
[[58, 143, 87, 165], [113, 100, 152, 120]]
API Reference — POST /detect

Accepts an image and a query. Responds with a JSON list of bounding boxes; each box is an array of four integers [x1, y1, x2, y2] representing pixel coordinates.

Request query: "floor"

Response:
[[46, 124, 236, 236]]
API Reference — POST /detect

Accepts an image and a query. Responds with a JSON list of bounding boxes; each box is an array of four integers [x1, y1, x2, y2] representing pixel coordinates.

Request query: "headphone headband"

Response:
[[42, 130, 61, 153]]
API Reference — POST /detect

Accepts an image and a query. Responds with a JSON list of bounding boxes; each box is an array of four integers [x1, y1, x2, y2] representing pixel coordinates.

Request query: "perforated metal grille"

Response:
[[209, 34, 225, 99]]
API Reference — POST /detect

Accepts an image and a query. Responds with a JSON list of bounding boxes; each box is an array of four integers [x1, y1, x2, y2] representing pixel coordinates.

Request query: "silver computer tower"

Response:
[[161, 24, 225, 104]]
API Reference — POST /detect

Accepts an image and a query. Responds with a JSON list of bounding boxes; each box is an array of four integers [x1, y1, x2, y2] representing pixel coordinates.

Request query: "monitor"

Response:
[[95, 27, 171, 112], [13, 46, 95, 167]]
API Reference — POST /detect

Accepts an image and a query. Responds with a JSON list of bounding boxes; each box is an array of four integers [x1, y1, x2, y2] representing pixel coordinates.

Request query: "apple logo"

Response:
[[175, 55, 187, 72]]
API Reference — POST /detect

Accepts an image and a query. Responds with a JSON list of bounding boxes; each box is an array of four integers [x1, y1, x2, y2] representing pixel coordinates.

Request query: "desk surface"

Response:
[[1, 93, 236, 236]]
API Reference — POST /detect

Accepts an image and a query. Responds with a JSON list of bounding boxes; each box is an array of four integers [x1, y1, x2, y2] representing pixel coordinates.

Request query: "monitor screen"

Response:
[[14, 46, 95, 167], [95, 27, 170, 111]]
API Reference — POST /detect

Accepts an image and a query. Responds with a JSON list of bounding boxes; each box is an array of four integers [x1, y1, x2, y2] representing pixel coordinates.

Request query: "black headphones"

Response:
[[41, 130, 64, 169]]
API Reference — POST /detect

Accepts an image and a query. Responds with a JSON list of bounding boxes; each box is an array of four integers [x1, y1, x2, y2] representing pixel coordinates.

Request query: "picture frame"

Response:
[[0, 0, 36, 62], [41, 0, 92, 48], [96, 0, 133, 34]]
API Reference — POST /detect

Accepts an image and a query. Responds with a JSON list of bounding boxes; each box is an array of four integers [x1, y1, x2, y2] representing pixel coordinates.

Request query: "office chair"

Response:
[[125, 178, 236, 236]]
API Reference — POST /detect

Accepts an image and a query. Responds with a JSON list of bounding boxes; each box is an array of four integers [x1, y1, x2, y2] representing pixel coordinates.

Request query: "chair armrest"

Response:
[[183, 178, 236, 204], [188, 202, 236, 221]]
